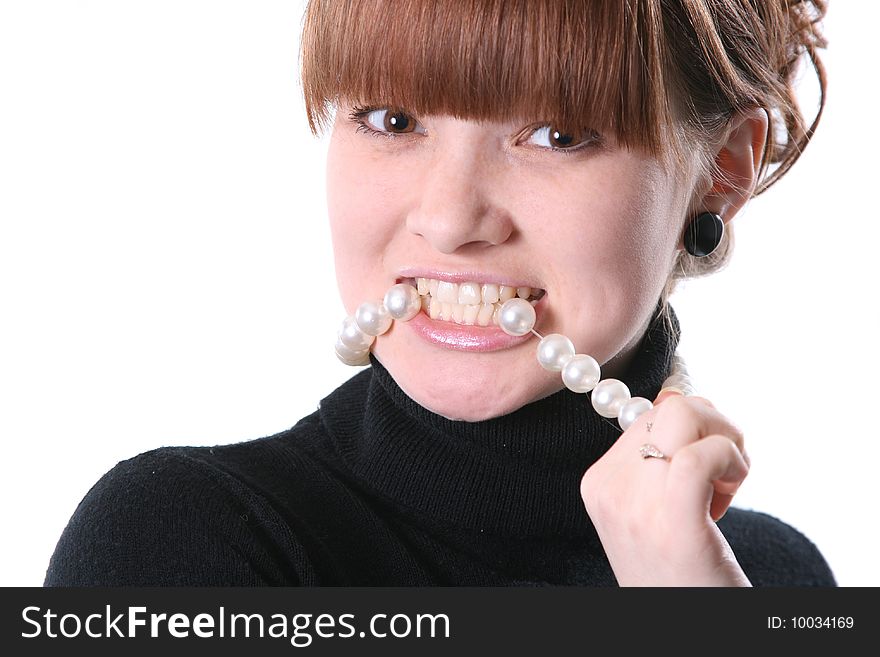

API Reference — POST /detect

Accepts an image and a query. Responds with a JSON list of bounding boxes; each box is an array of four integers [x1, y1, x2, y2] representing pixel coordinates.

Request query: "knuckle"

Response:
[[712, 435, 742, 464], [728, 422, 746, 448], [725, 438, 750, 472], [689, 395, 716, 410], [658, 392, 690, 413], [712, 410, 745, 444], [653, 393, 691, 423], [724, 436, 741, 459], [657, 394, 746, 449], [670, 444, 704, 473]]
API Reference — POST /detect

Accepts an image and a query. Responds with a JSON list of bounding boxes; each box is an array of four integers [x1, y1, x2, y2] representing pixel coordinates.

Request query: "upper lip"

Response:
[[396, 267, 545, 290]]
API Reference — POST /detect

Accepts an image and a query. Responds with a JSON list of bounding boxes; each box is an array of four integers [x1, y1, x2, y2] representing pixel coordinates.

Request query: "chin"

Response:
[[408, 385, 527, 422], [376, 343, 559, 421], [422, 396, 518, 422]]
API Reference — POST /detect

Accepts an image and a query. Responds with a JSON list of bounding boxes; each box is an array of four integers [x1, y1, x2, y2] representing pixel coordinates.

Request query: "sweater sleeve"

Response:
[[44, 448, 311, 586], [718, 507, 837, 587]]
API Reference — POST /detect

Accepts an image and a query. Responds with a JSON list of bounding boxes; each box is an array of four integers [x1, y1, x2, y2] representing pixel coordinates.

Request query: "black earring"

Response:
[[684, 211, 724, 258]]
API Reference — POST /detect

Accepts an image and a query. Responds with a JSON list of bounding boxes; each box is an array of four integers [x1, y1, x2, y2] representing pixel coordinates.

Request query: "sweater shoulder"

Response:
[[45, 416, 331, 587], [718, 507, 837, 586]]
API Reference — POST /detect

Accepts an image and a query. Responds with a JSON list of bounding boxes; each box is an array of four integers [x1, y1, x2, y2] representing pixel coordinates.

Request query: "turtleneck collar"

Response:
[[318, 304, 680, 538]]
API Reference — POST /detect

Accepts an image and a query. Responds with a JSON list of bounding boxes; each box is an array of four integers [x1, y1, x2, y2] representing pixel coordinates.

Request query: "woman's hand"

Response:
[[580, 391, 752, 586]]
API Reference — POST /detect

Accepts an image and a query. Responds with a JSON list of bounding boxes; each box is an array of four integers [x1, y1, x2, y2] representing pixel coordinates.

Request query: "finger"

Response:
[[653, 389, 682, 406], [710, 492, 735, 523], [655, 389, 714, 409], [665, 434, 750, 527], [629, 394, 745, 456]]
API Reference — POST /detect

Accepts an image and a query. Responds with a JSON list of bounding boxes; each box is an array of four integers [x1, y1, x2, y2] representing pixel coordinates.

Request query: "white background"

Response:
[[1, 1, 876, 586]]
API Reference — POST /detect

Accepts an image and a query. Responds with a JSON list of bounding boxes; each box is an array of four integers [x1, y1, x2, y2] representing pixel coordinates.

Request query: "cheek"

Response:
[[524, 161, 678, 283], [587, 162, 682, 283], [530, 160, 683, 344], [326, 141, 400, 312]]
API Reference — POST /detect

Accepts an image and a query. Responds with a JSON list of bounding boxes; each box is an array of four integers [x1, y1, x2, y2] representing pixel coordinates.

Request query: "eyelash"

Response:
[[528, 126, 605, 156], [347, 106, 603, 156], [349, 106, 398, 141]]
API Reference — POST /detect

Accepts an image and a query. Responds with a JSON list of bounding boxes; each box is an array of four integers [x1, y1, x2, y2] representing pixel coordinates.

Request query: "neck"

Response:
[[317, 302, 682, 538]]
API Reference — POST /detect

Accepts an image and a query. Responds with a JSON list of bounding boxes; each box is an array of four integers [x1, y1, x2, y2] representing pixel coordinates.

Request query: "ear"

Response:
[[683, 106, 769, 244]]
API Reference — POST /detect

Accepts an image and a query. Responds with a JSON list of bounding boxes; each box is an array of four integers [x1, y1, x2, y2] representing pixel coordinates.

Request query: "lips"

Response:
[[405, 310, 536, 351], [384, 269, 548, 351]]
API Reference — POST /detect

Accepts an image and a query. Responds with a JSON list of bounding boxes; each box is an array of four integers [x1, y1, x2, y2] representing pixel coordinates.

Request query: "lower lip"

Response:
[[404, 297, 546, 352]]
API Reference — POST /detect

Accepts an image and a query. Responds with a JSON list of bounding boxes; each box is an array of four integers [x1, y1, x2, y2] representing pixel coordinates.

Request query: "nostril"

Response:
[[405, 193, 515, 254]]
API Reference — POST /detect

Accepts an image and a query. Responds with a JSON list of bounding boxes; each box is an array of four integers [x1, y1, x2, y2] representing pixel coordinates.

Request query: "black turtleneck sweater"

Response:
[[45, 308, 836, 586]]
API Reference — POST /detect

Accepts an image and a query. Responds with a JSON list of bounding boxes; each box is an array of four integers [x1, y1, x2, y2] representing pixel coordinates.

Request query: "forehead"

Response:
[[302, 0, 682, 158]]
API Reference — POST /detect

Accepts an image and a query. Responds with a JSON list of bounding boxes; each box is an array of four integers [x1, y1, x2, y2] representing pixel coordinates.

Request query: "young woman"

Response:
[[46, 0, 834, 586]]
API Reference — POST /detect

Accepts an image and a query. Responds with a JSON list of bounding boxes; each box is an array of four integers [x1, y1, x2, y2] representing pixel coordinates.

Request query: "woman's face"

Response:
[[326, 103, 699, 421]]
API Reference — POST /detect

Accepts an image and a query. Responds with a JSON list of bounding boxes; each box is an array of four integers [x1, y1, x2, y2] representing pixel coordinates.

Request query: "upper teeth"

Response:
[[414, 277, 542, 306], [409, 277, 544, 327]]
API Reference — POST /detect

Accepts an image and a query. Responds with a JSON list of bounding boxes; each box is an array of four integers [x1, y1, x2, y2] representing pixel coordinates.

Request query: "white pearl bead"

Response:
[[338, 315, 375, 351], [618, 396, 653, 431], [383, 283, 421, 321], [334, 339, 370, 366], [536, 333, 575, 371], [561, 354, 601, 393], [497, 298, 536, 336], [355, 301, 392, 336], [591, 378, 631, 418]]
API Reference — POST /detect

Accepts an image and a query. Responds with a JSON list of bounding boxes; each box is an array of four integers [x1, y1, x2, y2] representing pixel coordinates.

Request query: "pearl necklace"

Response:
[[335, 283, 692, 430]]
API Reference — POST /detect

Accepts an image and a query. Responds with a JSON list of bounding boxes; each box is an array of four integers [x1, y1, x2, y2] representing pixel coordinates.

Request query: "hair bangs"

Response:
[[301, 0, 679, 158]]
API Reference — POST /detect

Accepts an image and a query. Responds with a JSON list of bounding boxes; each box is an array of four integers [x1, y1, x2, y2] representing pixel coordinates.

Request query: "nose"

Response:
[[405, 145, 514, 254]]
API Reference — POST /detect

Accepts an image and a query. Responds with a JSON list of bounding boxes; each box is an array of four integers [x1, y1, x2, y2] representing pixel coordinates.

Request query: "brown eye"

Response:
[[360, 108, 426, 136], [525, 125, 601, 152], [549, 128, 576, 148], [384, 111, 416, 133]]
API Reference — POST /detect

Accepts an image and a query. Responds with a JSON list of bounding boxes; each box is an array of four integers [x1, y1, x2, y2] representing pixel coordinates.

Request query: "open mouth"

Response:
[[400, 277, 546, 327]]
